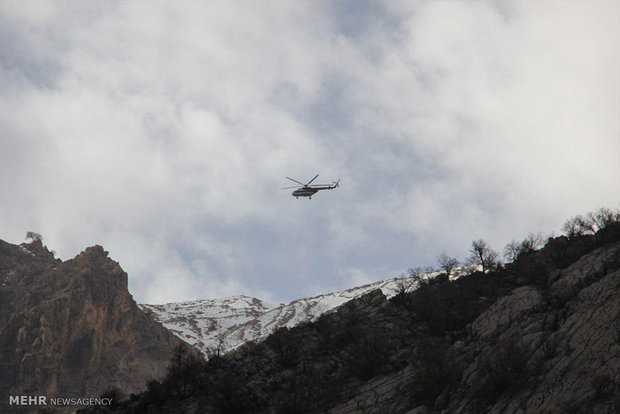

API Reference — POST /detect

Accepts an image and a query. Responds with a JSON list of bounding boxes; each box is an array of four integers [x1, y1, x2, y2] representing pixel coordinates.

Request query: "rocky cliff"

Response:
[[0, 239, 183, 412], [440, 235, 620, 413], [88, 222, 620, 413]]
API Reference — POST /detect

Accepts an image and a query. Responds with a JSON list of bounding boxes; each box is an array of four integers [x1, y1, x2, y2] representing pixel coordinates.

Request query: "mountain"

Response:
[[86, 221, 620, 413], [139, 271, 456, 357], [0, 239, 183, 413]]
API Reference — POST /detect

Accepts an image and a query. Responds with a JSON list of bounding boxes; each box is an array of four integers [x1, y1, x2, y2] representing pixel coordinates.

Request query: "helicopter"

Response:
[[281, 174, 340, 199]]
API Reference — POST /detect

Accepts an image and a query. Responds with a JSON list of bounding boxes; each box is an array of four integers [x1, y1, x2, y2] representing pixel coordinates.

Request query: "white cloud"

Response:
[[1, 0, 618, 303]]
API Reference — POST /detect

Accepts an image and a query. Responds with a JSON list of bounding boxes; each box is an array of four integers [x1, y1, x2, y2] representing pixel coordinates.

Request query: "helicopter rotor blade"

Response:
[[285, 177, 305, 186], [306, 174, 319, 186], [281, 186, 299, 189]]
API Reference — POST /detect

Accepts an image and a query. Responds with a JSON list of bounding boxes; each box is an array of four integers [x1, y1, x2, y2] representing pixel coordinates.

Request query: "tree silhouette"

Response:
[[437, 253, 459, 277], [467, 239, 498, 273], [26, 231, 42, 242]]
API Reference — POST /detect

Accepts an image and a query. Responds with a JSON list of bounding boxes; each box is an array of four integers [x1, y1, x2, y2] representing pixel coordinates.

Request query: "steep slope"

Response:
[[0, 240, 183, 413], [441, 237, 620, 413], [140, 270, 460, 356], [327, 235, 620, 413], [88, 223, 620, 414]]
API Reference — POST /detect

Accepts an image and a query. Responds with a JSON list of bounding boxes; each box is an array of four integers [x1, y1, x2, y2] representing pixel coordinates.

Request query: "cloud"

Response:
[[1, 1, 618, 303]]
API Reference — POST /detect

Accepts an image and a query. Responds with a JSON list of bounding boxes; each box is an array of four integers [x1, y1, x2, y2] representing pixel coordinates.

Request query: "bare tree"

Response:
[[407, 266, 432, 289], [588, 207, 620, 231], [395, 278, 416, 296], [437, 253, 459, 277], [562, 207, 620, 238], [503, 240, 521, 262], [504, 232, 545, 262], [562, 215, 590, 237], [167, 344, 205, 398], [562, 215, 595, 237], [392, 275, 416, 307], [25, 231, 42, 242], [407, 266, 425, 278], [467, 239, 499, 273], [521, 232, 544, 252]]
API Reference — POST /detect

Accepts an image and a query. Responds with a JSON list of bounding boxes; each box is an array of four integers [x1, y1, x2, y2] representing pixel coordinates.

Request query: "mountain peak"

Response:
[[140, 271, 440, 357], [18, 238, 57, 263], [0, 239, 183, 412]]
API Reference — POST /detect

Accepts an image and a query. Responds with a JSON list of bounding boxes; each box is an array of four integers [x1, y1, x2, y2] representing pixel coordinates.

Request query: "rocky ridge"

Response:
[[0, 239, 183, 413], [139, 269, 469, 357]]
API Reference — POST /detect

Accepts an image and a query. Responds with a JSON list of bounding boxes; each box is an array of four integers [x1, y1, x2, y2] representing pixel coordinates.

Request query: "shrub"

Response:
[[164, 344, 206, 399], [478, 335, 530, 399], [266, 327, 301, 368], [510, 251, 550, 287], [142, 379, 166, 406], [409, 343, 457, 407], [348, 329, 390, 380], [99, 387, 123, 407]]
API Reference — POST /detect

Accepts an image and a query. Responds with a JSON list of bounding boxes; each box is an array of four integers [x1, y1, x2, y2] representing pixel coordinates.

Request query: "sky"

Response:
[[1, 0, 619, 304]]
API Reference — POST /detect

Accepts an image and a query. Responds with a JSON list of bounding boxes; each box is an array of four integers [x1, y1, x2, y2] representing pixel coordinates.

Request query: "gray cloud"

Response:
[[1, 0, 618, 303]]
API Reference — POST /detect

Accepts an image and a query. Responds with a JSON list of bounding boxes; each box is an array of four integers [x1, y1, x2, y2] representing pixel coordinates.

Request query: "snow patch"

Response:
[[140, 269, 467, 357]]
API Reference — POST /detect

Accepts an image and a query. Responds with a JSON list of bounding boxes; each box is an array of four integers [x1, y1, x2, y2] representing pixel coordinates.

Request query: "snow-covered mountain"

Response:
[[140, 270, 462, 357]]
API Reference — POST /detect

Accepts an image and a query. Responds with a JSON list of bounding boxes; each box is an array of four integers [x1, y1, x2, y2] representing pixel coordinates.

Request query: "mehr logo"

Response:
[[9, 396, 47, 405], [8, 395, 113, 406]]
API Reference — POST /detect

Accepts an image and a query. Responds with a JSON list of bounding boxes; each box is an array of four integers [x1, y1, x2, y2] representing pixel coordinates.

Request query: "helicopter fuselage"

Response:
[[292, 187, 319, 197]]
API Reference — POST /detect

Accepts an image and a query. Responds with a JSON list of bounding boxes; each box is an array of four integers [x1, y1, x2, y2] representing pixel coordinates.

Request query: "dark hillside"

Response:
[[91, 221, 620, 413]]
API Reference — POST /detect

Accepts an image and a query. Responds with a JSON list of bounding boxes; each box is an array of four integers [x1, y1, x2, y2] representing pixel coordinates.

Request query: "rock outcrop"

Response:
[[0, 239, 182, 413], [440, 240, 620, 413]]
